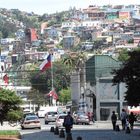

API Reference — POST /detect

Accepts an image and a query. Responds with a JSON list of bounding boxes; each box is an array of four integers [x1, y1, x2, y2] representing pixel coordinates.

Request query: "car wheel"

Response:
[[21, 126, 24, 130], [38, 127, 41, 129], [45, 121, 48, 124]]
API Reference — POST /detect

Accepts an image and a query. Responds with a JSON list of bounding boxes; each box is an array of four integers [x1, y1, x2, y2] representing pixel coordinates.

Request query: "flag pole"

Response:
[[50, 52, 54, 106], [51, 53, 54, 91]]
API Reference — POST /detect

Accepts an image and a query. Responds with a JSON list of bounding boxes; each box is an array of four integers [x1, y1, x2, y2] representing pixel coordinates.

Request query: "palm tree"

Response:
[[63, 54, 75, 72], [62, 51, 87, 98], [63, 51, 86, 71]]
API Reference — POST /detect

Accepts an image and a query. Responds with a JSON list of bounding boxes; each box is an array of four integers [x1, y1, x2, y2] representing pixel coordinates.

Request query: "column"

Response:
[[96, 78, 100, 120]]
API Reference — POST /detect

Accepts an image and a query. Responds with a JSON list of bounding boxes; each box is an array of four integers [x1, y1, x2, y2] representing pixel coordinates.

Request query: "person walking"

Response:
[[128, 112, 136, 130], [111, 111, 117, 130], [0, 110, 4, 126], [63, 112, 74, 134], [120, 109, 127, 130]]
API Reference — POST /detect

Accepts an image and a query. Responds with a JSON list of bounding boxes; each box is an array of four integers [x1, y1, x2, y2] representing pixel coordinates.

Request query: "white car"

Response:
[[21, 115, 41, 129], [45, 111, 58, 124], [55, 113, 67, 127]]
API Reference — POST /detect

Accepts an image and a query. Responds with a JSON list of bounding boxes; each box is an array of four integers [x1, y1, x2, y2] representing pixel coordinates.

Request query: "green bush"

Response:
[[0, 130, 20, 135], [7, 110, 23, 121]]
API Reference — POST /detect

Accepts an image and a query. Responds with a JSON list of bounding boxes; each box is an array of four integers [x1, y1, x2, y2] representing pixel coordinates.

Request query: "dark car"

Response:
[[73, 112, 90, 125]]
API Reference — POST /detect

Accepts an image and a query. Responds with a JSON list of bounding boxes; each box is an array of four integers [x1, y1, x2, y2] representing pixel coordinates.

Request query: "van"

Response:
[[37, 106, 66, 118], [38, 109, 46, 118]]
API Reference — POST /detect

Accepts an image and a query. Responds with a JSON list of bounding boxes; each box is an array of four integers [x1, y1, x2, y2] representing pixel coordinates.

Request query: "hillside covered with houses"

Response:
[[0, 4, 140, 120]]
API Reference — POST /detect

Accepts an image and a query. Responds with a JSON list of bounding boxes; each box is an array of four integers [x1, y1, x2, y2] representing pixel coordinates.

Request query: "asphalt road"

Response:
[[0, 119, 140, 140], [20, 119, 140, 140]]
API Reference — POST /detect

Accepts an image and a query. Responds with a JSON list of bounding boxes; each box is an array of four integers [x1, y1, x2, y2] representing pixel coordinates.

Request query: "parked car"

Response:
[[21, 115, 41, 129], [73, 112, 90, 125], [44, 111, 58, 124], [55, 113, 67, 127]]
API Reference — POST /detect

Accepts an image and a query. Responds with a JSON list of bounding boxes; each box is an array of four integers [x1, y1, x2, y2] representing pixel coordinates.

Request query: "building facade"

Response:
[[71, 55, 127, 120]]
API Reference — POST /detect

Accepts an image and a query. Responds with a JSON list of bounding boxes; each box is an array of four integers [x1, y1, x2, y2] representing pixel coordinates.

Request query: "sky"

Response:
[[0, 0, 139, 15]]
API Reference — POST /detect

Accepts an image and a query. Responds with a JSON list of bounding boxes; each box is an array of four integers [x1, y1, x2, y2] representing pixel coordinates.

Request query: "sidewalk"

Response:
[[0, 121, 20, 130]]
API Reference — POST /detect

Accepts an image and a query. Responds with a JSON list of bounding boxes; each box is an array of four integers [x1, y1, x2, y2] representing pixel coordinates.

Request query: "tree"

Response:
[[0, 88, 23, 123], [63, 52, 86, 72], [63, 51, 87, 89], [117, 48, 130, 62], [27, 88, 48, 111], [59, 88, 71, 105], [30, 61, 70, 94], [112, 49, 140, 106]]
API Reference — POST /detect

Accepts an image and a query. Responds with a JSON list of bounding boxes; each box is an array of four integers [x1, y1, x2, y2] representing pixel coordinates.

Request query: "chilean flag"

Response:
[[39, 54, 51, 72], [48, 90, 58, 100]]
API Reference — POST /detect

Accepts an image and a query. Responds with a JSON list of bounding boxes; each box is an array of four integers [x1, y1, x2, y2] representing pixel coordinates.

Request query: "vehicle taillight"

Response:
[[77, 117, 80, 120], [24, 122, 30, 124], [34, 121, 40, 123], [57, 119, 60, 122]]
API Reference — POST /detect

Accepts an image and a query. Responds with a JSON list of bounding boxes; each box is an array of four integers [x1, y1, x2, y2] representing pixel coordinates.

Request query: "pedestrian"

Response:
[[111, 111, 117, 130], [0, 111, 4, 126], [0, 118, 3, 126], [128, 112, 136, 130], [120, 109, 127, 130], [91, 112, 94, 122], [87, 112, 90, 121], [63, 112, 73, 134]]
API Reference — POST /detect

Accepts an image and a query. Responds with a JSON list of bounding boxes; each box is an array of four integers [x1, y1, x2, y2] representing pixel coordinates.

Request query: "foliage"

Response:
[[59, 88, 71, 104], [39, 11, 67, 26], [11, 9, 39, 28], [27, 88, 48, 110], [127, 39, 134, 44], [7, 109, 23, 121], [112, 49, 140, 106], [0, 20, 17, 38], [30, 61, 70, 94], [62, 52, 87, 72], [117, 48, 130, 62], [0, 88, 22, 121], [0, 130, 20, 135], [93, 39, 106, 49]]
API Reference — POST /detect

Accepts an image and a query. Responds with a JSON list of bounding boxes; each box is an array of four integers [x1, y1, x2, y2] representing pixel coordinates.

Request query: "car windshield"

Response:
[[26, 116, 38, 121], [48, 112, 57, 115], [59, 115, 66, 119], [23, 113, 35, 118]]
